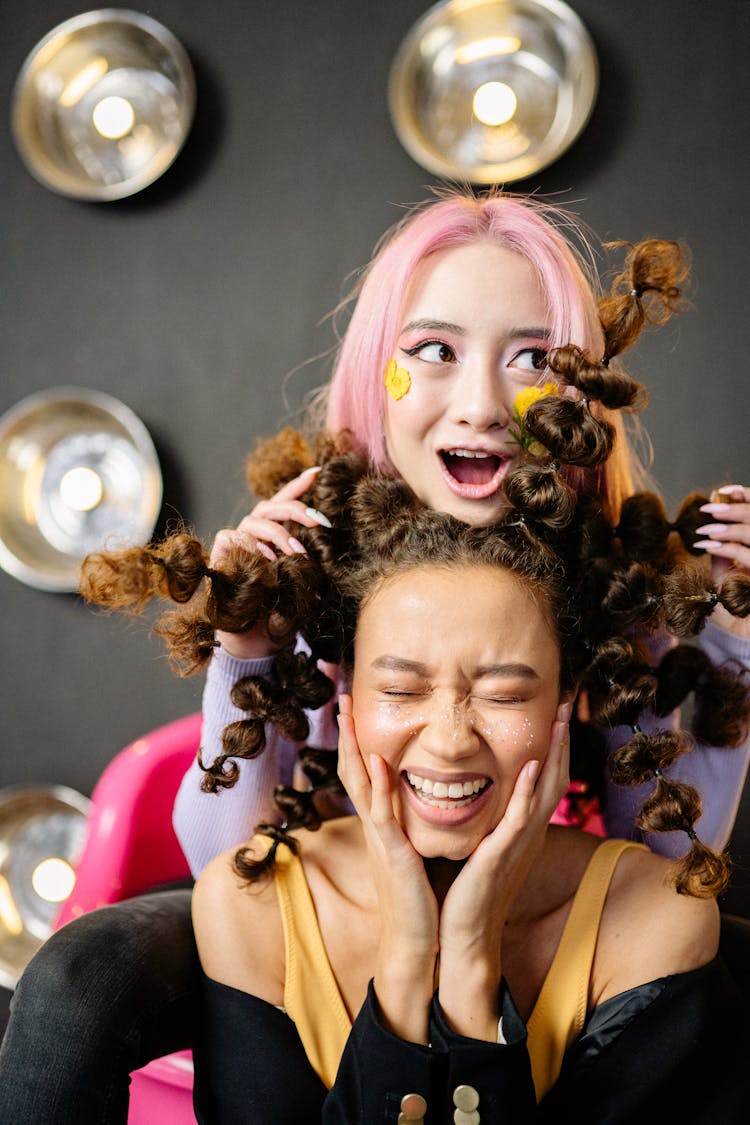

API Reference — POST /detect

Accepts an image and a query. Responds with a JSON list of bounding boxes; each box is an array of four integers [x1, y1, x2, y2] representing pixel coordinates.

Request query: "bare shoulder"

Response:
[[594, 844, 720, 1004], [192, 840, 284, 1004]]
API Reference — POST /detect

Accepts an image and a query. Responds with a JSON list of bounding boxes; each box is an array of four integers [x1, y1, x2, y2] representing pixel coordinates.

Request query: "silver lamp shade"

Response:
[[11, 8, 196, 201], [0, 387, 163, 592], [0, 786, 91, 989], [389, 0, 598, 184]]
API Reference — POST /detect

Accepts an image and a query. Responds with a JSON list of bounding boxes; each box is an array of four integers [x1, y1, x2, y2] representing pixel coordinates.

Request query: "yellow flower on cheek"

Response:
[[384, 358, 412, 401], [509, 381, 558, 455]]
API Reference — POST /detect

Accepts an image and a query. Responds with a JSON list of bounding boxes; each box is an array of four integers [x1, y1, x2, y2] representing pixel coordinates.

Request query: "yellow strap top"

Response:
[[271, 835, 645, 1096], [526, 838, 645, 1101]]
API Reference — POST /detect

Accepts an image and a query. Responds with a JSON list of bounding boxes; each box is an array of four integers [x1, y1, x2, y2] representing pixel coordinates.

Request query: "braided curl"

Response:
[[80, 533, 208, 613], [598, 239, 690, 362], [547, 345, 645, 411], [662, 566, 750, 636]]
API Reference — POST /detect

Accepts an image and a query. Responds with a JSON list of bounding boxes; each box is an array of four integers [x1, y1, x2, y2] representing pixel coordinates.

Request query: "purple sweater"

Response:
[[173, 621, 750, 877]]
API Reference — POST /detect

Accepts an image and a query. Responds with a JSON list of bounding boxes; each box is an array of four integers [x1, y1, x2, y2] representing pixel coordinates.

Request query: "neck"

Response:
[[424, 856, 466, 906]]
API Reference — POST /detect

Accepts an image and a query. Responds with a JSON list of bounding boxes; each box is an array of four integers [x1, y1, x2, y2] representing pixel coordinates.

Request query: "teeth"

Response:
[[450, 449, 492, 459], [406, 772, 488, 804]]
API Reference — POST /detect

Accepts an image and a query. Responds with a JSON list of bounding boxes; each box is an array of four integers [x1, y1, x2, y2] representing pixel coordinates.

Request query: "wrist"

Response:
[[437, 958, 501, 1043], [215, 628, 282, 660], [374, 957, 436, 1044]]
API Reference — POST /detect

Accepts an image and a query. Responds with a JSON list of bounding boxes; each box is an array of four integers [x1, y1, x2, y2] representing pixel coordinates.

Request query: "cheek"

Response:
[[472, 711, 543, 757], [351, 702, 420, 761]]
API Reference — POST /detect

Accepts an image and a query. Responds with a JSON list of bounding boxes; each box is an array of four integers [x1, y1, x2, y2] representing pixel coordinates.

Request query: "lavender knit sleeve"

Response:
[[602, 622, 750, 855], [173, 643, 339, 877]]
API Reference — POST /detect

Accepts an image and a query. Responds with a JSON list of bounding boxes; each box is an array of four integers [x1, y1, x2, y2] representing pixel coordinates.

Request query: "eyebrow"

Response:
[[371, 656, 541, 680], [399, 318, 551, 340]]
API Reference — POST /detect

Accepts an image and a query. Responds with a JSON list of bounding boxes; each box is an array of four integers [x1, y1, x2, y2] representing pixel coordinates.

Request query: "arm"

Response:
[[173, 467, 345, 877], [539, 958, 747, 1123], [173, 646, 298, 877], [601, 622, 750, 854]]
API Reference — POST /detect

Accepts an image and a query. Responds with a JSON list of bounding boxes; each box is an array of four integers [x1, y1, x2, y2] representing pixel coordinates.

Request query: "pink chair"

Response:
[[54, 712, 202, 1124]]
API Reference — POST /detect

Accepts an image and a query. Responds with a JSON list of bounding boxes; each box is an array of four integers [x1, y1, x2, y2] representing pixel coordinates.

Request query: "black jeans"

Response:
[[0, 889, 197, 1124]]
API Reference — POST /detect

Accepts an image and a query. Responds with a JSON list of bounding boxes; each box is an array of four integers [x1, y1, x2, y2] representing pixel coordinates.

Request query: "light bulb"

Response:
[[472, 81, 517, 127], [31, 858, 76, 904], [92, 95, 135, 139], [59, 466, 104, 512]]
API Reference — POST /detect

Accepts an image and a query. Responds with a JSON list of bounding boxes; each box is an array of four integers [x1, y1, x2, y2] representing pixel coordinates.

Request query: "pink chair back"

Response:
[[54, 712, 203, 1123]]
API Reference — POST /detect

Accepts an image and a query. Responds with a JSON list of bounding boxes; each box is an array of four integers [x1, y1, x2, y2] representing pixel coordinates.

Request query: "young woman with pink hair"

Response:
[[2, 190, 748, 1123]]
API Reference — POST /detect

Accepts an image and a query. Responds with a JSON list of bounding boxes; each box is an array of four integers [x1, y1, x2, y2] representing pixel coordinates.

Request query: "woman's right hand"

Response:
[[210, 467, 326, 658], [337, 694, 438, 1043]]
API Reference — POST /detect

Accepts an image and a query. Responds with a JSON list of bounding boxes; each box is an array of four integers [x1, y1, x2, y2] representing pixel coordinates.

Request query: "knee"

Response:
[[13, 889, 197, 1032]]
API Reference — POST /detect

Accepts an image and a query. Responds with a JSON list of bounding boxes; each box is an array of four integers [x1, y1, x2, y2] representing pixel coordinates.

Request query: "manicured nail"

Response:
[[305, 507, 332, 528], [559, 701, 573, 723], [693, 540, 720, 551], [302, 465, 321, 476], [700, 503, 731, 515], [256, 542, 277, 561], [526, 760, 540, 782], [718, 484, 743, 493], [288, 537, 307, 554], [695, 524, 726, 535]]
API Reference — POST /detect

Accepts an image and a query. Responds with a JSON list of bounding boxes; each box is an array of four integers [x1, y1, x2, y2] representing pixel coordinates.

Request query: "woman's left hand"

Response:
[[436, 703, 571, 1040], [695, 485, 750, 637]]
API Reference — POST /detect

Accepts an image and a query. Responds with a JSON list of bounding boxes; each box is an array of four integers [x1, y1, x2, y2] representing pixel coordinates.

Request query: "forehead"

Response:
[[401, 242, 548, 326], [355, 563, 560, 679]]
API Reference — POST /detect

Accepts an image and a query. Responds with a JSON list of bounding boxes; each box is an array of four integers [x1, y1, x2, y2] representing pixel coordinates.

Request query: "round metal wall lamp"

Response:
[[388, 0, 598, 185], [0, 785, 91, 990], [11, 9, 196, 201], [0, 387, 163, 593]]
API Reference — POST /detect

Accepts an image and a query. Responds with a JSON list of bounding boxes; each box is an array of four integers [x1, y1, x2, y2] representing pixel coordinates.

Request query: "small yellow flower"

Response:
[[384, 358, 412, 401], [509, 381, 559, 454], [514, 381, 559, 420]]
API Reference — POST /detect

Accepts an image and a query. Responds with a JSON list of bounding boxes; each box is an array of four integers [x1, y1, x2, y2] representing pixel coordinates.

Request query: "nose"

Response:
[[453, 356, 512, 432], [417, 697, 479, 762]]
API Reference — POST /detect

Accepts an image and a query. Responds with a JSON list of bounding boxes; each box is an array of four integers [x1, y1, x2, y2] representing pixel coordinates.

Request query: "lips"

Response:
[[402, 770, 493, 824], [439, 449, 509, 498]]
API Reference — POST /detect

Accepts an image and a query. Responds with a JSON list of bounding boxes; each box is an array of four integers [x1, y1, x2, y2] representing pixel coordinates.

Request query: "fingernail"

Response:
[[718, 484, 743, 493], [302, 465, 321, 476], [256, 542, 277, 561], [693, 539, 720, 550], [305, 507, 332, 528], [526, 760, 540, 782], [700, 503, 731, 515], [695, 524, 726, 535], [559, 701, 573, 723], [288, 537, 307, 554]]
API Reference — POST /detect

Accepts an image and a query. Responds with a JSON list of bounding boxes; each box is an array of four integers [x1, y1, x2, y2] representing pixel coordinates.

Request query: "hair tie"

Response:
[[632, 722, 643, 735], [652, 765, 662, 777], [708, 591, 720, 606], [629, 288, 641, 299], [685, 826, 698, 841]]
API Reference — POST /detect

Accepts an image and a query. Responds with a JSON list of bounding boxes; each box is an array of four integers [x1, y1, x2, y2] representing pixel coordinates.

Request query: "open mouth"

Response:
[[439, 450, 508, 497], [405, 771, 491, 810]]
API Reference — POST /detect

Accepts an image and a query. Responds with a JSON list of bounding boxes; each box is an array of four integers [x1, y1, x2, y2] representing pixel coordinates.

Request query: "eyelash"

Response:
[[401, 341, 550, 372], [402, 340, 455, 363]]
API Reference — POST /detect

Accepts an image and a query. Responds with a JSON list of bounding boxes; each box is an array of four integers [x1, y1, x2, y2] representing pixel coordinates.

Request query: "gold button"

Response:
[[400, 1091, 427, 1120], [453, 1084, 480, 1111]]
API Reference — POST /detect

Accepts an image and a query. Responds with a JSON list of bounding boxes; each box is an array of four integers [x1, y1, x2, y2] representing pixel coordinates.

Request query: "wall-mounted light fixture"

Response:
[[389, 0, 598, 184], [0, 387, 162, 592], [0, 786, 91, 989], [11, 9, 196, 201]]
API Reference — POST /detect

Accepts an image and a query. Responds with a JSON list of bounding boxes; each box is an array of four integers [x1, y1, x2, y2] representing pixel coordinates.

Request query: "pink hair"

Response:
[[317, 191, 639, 514]]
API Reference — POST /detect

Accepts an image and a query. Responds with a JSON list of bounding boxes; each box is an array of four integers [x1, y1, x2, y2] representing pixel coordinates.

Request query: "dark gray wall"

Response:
[[2, 1, 749, 914]]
